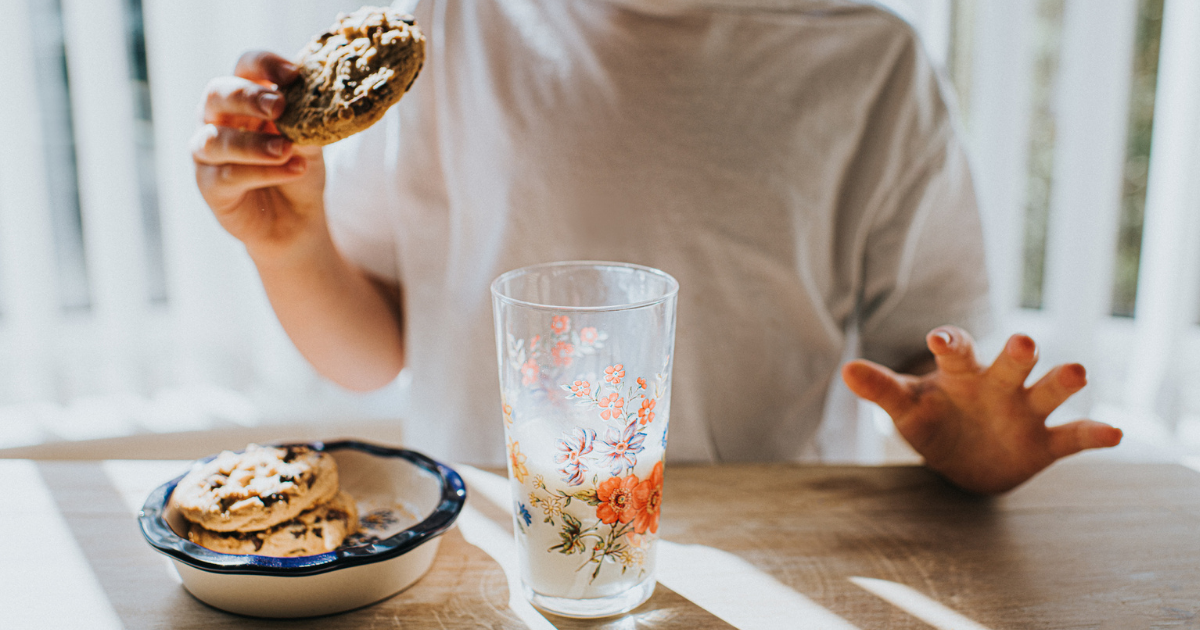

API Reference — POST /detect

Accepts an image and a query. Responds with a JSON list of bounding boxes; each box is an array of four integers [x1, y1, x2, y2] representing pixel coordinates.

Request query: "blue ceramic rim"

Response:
[[137, 440, 467, 577]]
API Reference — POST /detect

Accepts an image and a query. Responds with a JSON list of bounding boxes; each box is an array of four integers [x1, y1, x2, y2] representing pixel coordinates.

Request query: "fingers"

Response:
[[203, 76, 287, 124], [195, 157, 308, 208], [842, 359, 915, 419], [1047, 419, 1123, 459], [985, 333, 1038, 389], [1028, 363, 1087, 417], [196, 51, 295, 150], [192, 124, 293, 166], [925, 325, 980, 375], [234, 50, 300, 85]]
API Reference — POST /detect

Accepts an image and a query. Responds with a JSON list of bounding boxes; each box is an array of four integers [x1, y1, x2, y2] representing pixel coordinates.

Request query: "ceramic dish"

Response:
[[139, 440, 466, 618]]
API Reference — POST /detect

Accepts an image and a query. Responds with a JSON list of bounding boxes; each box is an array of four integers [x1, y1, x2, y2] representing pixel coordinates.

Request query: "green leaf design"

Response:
[[573, 489, 601, 506], [549, 512, 586, 555]]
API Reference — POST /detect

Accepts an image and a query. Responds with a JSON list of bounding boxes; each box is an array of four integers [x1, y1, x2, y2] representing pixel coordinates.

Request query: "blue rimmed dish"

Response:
[[139, 440, 466, 618]]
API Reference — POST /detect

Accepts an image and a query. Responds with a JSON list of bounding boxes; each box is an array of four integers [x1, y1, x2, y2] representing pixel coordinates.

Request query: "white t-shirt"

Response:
[[324, 0, 990, 466]]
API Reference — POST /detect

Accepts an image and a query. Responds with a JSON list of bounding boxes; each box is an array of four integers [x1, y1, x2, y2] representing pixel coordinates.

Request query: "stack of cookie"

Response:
[[170, 444, 359, 557]]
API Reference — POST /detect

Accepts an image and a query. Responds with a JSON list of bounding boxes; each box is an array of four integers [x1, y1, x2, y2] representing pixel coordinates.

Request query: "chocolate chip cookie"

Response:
[[275, 6, 425, 145], [187, 491, 360, 556], [171, 444, 339, 533]]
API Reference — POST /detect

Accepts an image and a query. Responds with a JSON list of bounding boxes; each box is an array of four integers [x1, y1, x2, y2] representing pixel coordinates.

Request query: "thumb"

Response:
[[842, 359, 914, 419], [1047, 420, 1123, 459]]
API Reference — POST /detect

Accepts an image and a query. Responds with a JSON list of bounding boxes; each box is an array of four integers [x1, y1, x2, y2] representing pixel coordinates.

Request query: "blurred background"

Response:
[[0, 0, 1196, 462]]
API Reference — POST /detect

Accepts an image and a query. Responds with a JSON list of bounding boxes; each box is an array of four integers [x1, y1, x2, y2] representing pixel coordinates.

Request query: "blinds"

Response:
[[0, 0, 1196, 453]]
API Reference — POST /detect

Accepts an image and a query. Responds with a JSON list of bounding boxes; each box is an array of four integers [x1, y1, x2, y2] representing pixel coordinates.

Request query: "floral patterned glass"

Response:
[[491, 261, 678, 618]]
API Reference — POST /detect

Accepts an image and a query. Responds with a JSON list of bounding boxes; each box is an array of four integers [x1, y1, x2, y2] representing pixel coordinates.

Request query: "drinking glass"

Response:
[[491, 261, 679, 618]]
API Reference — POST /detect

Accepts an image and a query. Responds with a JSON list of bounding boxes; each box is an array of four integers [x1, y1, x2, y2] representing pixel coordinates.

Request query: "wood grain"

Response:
[[17, 459, 1200, 628], [658, 461, 1200, 628]]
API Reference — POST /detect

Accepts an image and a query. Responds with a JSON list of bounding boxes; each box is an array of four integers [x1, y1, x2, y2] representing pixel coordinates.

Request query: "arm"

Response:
[[843, 326, 1123, 494], [252, 231, 404, 392], [833, 26, 1125, 491], [192, 51, 403, 391]]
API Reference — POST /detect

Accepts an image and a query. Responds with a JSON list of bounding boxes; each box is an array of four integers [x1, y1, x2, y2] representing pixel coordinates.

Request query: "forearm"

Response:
[[251, 227, 404, 391]]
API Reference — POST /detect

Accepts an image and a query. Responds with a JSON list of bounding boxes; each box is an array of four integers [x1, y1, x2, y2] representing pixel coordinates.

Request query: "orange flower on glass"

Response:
[[637, 398, 656, 425], [598, 393, 624, 421], [551, 315, 570, 335], [579, 326, 598, 345], [633, 461, 664, 534], [507, 436, 529, 484], [636, 377, 646, 389], [551, 341, 574, 367], [502, 402, 513, 427], [604, 364, 625, 385], [521, 359, 539, 386], [596, 473, 640, 524], [570, 380, 591, 397]]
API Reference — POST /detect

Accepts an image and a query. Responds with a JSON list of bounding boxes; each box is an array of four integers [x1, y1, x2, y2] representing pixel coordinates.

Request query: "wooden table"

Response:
[[4, 457, 1198, 628]]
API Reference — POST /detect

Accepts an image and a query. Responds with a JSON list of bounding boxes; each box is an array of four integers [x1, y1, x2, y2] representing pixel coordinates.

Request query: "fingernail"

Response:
[[934, 330, 952, 346], [280, 61, 299, 75], [265, 137, 284, 157], [259, 92, 282, 117], [1006, 334, 1034, 357], [287, 157, 305, 172]]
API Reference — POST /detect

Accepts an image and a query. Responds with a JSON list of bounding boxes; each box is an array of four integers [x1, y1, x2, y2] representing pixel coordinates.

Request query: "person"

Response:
[[192, 0, 1121, 494]]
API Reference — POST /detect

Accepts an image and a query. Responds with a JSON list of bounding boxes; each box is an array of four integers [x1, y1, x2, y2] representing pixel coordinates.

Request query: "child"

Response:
[[192, 0, 1120, 493]]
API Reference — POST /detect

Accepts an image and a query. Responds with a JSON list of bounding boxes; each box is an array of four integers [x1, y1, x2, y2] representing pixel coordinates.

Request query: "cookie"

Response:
[[171, 444, 339, 533], [187, 491, 360, 557], [275, 7, 425, 146]]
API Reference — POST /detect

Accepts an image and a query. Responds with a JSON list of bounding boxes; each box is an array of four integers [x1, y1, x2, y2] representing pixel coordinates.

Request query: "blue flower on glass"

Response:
[[661, 418, 669, 450], [555, 427, 596, 486], [598, 421, 647, 476], [518, 502, 532, 527]]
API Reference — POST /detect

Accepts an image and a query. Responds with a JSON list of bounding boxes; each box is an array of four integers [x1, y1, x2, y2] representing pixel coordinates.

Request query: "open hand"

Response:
[[841, 326, 1123, 494]]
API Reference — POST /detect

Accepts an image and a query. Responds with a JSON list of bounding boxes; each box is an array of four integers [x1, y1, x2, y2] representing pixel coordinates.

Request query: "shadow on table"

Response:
[[33, 460, 732, 629], [659, 462, 1200, 628], [542, 584, 735, 630], [657, 464, 1028, 629], [38, 459, 1199, 628], [36, 460, 527, 629]]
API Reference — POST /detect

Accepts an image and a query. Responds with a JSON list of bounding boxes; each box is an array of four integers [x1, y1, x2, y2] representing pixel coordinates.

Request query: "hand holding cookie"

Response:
[[188, 8, 419, 392], [192, 51, 328, 263], [192, 7, 424, 265]]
